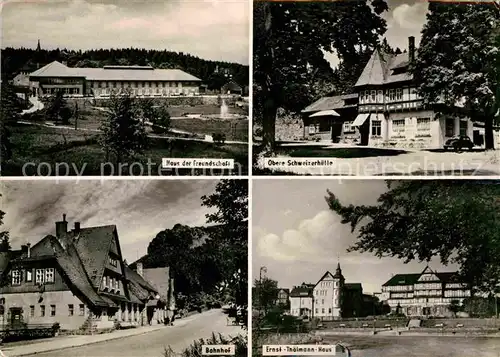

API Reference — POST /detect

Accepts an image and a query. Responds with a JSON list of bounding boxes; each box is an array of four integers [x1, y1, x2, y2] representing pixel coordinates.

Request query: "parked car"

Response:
[[443, 135, 474, 151]]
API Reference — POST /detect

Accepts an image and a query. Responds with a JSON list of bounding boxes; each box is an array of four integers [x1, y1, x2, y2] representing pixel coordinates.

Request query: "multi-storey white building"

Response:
[[289, 264, 364, 320], [28, 61, 201, 98], [381, 266, 471, 317], [289, 283, 314, 318]]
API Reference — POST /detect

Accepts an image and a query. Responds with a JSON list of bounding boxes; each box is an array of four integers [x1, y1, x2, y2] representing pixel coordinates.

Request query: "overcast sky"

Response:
[[0, 179, 218, 263], [253, 179, 459, 295], [1, 0, 249, 65], [323, 0, 428, 68]]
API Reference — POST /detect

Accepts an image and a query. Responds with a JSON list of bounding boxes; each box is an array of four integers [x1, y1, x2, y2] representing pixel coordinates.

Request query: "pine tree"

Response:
[[100, 91, 148, 168]]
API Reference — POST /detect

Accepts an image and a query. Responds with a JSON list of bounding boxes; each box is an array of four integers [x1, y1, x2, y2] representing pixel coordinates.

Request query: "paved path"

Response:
[[256, 150, 500, 176], [1, 309, 242, 357]]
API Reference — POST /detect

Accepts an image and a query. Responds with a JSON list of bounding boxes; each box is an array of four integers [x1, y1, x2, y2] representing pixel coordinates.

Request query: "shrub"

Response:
[[213, 132, 226, 144], [164, 332, 247, 357]]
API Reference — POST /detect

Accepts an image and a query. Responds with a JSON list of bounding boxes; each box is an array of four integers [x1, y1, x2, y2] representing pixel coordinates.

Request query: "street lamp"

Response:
[[259, 266, 267, 327]]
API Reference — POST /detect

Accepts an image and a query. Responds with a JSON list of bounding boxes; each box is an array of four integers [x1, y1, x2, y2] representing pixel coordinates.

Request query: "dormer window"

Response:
[[11, 270, 21, 285], [45, 268, 55, 283], [109, 256, 118, 267]]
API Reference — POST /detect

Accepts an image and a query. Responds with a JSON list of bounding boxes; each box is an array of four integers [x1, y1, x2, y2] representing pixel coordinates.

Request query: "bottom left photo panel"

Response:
[[0, 178, 248, 357]]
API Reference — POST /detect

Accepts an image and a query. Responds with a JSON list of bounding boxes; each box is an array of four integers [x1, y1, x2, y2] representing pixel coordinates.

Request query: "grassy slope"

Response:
[[4, 124, 248, 176]]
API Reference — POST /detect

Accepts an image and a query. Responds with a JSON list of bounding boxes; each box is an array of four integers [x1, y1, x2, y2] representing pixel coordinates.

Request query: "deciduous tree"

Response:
[[326, 180, 500, 295], [412, 3, 500, 149], [254, 0, 388, 150]]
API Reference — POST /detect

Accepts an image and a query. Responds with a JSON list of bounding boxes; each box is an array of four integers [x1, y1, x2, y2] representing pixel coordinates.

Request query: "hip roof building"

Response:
[[28, 61, 202, 98]]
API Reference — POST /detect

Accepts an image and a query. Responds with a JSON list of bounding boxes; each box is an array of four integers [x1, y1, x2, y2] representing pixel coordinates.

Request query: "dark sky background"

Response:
[[0, 179, 218, 263], [252, 180, 459, 295], [1, 0, 249, 65]]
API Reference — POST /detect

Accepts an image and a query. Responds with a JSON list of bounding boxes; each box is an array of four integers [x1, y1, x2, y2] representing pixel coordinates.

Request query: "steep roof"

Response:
[[382, 270, 460, 287], [290, 284, 314, 297], [124, 265, 157, 293], [30, 61, 201, 82], [302, 94, 358, 113], [345, 283, 363, 290], [355, 50, 413, 87], [19, 235, 112, 308], [72, 225, 117, 289], [142, 267, 170, 300]]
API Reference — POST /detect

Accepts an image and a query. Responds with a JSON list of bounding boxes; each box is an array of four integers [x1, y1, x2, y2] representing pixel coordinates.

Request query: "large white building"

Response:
[[289, 264, 364, 320], [381, 266, 471, 317], [28, 61, 202, 98]]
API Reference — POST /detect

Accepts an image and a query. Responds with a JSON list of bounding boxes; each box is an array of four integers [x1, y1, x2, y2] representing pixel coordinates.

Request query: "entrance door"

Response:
[[9, 307, 23, 327], [359, 120, 370, 146], [331, 122, 343, 143]]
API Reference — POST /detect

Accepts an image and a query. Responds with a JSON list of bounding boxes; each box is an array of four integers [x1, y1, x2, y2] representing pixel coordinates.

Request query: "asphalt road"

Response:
[[323, 335, 500, 357], [24, 309, 243, 357]]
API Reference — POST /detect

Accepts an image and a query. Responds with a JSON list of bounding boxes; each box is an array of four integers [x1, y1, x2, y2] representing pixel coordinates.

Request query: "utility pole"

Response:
[[259, 266, 267, 328]]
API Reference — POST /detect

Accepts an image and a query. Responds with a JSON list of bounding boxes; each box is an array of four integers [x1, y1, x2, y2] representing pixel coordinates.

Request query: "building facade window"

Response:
[[11, 270, 21, 285], [45, 268, 55, 283], [417, 118, 431, 134], [40, 305, 46, 317], [30, 305, 35, 317], [79, 304, 85, 316], [459, 120, 468, 136], [392, 119, 405, 134], [26, 269, 33, 282], [50, 305, 56, 316], [395, 88, 403, 101], [343, 121, 354, 133], [371, 120, 382, 136], [68, 304, 74, 316], [35, 269, 44, 284]]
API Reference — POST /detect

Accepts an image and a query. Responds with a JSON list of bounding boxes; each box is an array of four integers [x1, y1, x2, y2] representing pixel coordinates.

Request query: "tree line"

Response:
[[1, 47, 249, 91]]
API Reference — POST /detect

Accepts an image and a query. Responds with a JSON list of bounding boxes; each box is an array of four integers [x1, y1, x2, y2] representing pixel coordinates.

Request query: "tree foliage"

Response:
[[1, 47, 248, 93], [0, 195, 10, 252], [253, 277, 278, 314], [412, 3, 500, 149], [44, 90, 72, 124], [100, 91, 148, 165], [325, 181, 500, 294], [253, 0, 388, 149], [0, 82, 23, 165]]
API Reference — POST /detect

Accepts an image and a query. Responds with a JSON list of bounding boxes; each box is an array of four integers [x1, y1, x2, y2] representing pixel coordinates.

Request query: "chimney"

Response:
[[408, 36, 415, 64], [74, 222, 81, 234], [55, 214, 68, 239], [136, 262, 143, 277], [27, 243, 31, 258]]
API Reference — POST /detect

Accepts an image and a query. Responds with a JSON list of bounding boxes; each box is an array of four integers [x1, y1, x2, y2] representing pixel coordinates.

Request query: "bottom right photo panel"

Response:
[[252, 179, 500, 357]]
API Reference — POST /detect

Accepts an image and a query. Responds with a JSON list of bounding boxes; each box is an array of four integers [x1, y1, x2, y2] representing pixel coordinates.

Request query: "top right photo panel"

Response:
[[252, 0, 500, 176]]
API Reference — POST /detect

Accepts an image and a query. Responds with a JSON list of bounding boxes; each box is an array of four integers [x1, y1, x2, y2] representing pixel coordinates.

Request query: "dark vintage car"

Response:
[[443, 135, 474, 151]]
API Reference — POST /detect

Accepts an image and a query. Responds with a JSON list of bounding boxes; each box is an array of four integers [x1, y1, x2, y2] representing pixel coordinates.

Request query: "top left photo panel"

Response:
[[0, 0, 250, 177]]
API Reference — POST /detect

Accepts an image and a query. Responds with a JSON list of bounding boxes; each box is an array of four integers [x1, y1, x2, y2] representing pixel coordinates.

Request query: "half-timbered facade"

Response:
[[380, 266, 471, 317]]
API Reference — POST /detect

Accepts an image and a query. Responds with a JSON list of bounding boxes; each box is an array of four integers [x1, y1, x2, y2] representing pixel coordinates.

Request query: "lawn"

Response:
[[275, 145, 408, 158], [170, 118, 248, 142], [3, 124, 248, 176], [167, 104, 247, 117], [66, 106, 248, 141]]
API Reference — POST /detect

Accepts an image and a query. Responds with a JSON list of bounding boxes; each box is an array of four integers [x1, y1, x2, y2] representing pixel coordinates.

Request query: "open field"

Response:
[[3, 124, 248, 176]]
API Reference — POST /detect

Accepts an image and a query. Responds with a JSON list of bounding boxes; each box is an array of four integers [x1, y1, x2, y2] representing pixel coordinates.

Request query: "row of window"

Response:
[[388, 297, 462, 305], [0, 304, 86, 318], [101, 275, 122, 293], [94, 88, 196, 96], [90, 81, 198, 89], [11, 268, 55, 286], [315, 298, 340, 305], [359, 87, 420, 104]]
